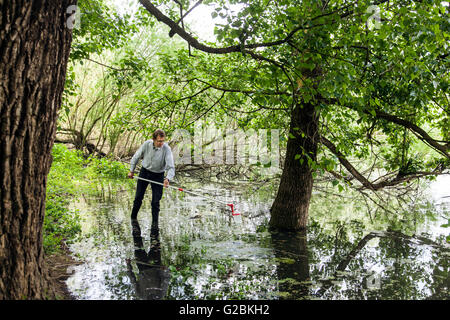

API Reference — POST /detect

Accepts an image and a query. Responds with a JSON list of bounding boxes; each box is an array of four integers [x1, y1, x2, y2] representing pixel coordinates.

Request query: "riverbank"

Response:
[[45, 242, 82, 300], [43, 144, 131, 300]]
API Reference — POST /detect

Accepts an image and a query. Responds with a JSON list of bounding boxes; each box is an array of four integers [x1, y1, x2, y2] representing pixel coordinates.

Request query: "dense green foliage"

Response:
[[61, 0, 449, 185], [55, 0, 449, 230], [150, 0, 449, 175], [59, 0, 283, 158], [44, 145, 84, 254]]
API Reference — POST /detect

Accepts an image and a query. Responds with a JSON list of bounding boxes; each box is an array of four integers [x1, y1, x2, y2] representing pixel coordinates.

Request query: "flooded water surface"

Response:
[[66, 175, 450, 300]]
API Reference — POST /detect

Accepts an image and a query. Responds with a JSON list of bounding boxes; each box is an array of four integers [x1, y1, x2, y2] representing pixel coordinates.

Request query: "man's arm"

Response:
[[129, 142, 146, 176], [164, 145, 175, 183]]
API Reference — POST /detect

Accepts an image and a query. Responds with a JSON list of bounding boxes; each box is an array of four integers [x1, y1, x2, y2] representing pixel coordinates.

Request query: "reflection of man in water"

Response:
[[126, 220, 170, 300]]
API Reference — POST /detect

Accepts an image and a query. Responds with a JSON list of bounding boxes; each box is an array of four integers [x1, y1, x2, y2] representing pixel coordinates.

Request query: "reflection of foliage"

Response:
[[164, 238, 278, 299], [441, 218, 450, 244], [67, 173, 448, 300], [310, 178, 443, 238], [162, 179, 449, 300], [305, 219, 450, 300]]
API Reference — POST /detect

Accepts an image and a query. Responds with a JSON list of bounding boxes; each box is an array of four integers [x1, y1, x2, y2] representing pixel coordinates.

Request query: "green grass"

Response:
[[44, 143, 129, 254]]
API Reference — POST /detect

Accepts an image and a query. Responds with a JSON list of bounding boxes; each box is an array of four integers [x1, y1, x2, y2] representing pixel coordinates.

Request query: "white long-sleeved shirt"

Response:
[[130, 140, 175, 181]]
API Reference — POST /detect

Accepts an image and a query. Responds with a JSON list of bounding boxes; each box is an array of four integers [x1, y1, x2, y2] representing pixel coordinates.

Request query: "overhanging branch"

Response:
[[324, 98, 450, 159], [182, 77, 289, 96], [139, 0, 242, 54], [371, 108, 450, 159], [320, 135, 375, 190], [320, 135, 447, 191], [138, 0, 372, 54]]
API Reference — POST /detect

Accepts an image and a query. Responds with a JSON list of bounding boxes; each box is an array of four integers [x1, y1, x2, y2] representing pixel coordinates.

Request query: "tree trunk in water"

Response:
[[269, 101, 319, 231], [0, 0, 76, 299]]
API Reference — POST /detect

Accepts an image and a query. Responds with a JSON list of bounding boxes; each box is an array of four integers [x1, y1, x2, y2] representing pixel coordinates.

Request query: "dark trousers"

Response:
[[131, 167, 165, 223]]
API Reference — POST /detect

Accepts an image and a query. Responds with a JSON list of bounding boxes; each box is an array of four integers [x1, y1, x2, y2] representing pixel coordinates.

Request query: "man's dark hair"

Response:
[[152, 129, 166, 140]]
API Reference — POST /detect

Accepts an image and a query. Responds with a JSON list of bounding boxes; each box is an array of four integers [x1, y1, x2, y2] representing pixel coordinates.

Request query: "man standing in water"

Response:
[[128, 129, 175, 225]]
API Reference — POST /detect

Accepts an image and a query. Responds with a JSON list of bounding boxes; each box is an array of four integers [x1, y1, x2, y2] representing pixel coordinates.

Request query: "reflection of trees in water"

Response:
[[429, 253, 449, 300], [270, 230, 310, 299], [70, 178, 448, 299], [377, 232, 449, 300], [76, 181, 132, 244], [310, 178, 441, 238], [159, 213, 448, 300], [164, 237, 279, 299], [303, 220, 450, 300]]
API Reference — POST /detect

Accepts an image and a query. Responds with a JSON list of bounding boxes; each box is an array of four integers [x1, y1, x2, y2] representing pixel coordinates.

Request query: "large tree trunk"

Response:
[[0, 0, 76, 299], [269, 101, 319, 231]]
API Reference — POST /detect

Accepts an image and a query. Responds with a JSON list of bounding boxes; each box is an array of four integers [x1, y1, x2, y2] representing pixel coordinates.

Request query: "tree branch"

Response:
[[373, 108, 450, 158], [320, 135, 375, 190], [84, 57, 132, 72], [175, 0, 203, 26], [183, 77, 289, 96], [138, 0, 373, 54], [139, 0, 241, 54], [320, 135, 447, 191], [325, 98, 450, 159]]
